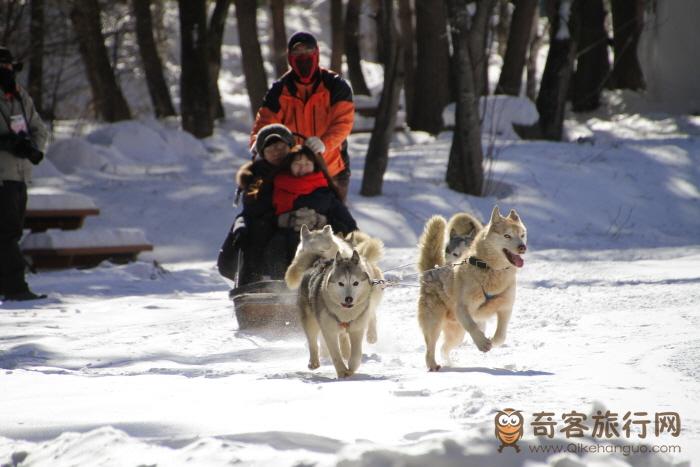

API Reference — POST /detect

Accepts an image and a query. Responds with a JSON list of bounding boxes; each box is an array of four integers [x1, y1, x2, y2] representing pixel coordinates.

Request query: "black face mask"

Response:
[[0, 67, 17, 94]]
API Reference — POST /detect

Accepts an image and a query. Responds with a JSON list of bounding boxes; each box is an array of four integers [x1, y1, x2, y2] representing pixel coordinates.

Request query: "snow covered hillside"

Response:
[[0, 104, 698, 466]]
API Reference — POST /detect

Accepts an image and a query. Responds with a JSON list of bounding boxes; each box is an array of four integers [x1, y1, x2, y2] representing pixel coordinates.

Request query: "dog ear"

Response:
[[322, 224, 333, 234], [508, 209, 520, 222], [490, 206, 502, 224], [351, 250, 360, 264], [301, 224, 310, 238], [335, 251, 342, 262], [449, 228, 458, 239]]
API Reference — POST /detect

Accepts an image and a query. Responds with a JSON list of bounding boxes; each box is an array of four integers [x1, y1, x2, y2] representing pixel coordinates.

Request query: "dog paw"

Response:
[[337, 369, 353, 378], [308, 360, 320, 370], [428, 364, 442, 372], [475, 337, 493, 353], [490, 335, 505, 347], [366, 329, 377, 344]]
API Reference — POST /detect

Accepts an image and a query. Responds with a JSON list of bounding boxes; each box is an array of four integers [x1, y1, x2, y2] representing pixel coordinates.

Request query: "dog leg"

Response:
[[366, 309, 378, 344], [365, 285, 383, 344], [455, 294, 492, 353], [320, 326, 352, 378], [491, 308, 512, 347], [348, 329, 364, 375], [441, 319, 465, 364], [301, 311, 321, 370], [339, 332, 351, 360], [418, 295, 444, 371]]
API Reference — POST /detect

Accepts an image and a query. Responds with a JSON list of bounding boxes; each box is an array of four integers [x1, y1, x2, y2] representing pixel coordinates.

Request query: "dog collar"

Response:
[[328, 305, 367, 330], [468, 256, 489, 269]]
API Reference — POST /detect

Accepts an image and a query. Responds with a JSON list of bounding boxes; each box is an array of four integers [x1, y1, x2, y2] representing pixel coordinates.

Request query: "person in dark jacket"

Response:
[[217, 124, 327, 285], [269, 145, 358, 270], [0, 46, 48, 301]]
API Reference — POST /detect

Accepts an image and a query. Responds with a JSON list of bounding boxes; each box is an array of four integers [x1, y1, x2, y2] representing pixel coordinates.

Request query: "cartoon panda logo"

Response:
[[495, 408, 524, 453]]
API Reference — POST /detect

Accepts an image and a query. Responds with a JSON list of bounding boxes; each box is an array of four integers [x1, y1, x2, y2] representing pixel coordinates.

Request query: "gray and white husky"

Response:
[[298, 250, 383, 378]]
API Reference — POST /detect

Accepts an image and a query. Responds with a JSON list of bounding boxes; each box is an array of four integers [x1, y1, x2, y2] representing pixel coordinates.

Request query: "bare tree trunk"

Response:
[[496, 0, 537, 96], [27, 0, 44, 115], [536, 0, 578, 141], [496, 0, 511, 58], [70, 0, 132, 122], [133, 0, 176, 118], [234, 0, 268, 117], [409, 0, 450, 134], [330, 0, 344, 73], [178, 0, 213, 138], [0, 1, 25, 45], [270, 0, 288, 76], [525, 3, 542, 101], [344, 0, 370, 95], [468, 0, 497, 96], [445, 0, 484, 196], [208, 0, 231, 120], [398, 0, 415, 123], [609, 0, 645, 90], [571, 0, 609, 111], [361, 0, 403, 197]]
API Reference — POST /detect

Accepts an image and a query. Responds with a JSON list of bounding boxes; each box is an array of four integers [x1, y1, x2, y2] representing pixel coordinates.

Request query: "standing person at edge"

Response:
[[0, 46, 48, 301], [249, 31, 355, 203]]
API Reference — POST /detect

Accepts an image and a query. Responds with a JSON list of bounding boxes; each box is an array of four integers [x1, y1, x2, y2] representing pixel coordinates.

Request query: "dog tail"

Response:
[[285, 252, 319, 289], [418, 215, 447, 272], [356, 236, 384, 265]]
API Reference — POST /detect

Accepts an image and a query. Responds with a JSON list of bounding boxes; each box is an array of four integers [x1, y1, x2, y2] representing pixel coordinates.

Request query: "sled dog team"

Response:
[[286, 205, 528, 378]]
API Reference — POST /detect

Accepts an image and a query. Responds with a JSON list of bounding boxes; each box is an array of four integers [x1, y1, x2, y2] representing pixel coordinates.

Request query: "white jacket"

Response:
[[0, 87, 48, 183]]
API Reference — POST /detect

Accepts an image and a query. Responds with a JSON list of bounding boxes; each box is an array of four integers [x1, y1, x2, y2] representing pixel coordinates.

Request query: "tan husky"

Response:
[[417, 206, 527, 371]]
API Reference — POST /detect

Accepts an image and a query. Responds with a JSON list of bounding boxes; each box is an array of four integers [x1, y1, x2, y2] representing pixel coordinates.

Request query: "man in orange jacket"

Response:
[[250, 31, 355, 202]]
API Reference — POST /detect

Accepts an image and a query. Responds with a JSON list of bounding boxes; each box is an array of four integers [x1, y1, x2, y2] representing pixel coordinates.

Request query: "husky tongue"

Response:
[[504, 250, 524, 268]]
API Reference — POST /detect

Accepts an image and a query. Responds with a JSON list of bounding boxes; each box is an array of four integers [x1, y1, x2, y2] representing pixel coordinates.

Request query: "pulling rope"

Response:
[[371, 258, 472, 289]]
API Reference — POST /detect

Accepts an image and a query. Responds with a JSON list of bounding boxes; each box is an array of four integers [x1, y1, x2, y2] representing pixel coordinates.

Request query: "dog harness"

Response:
[[467, 256, 500, 301]]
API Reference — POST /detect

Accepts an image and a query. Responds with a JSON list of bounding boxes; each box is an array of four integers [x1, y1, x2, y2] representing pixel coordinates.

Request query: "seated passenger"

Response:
[[217, 123, 293, 286], [267, 145, 358, 274]]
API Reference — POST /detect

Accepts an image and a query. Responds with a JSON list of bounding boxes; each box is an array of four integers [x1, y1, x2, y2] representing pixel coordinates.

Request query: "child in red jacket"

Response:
[[269, 145, 358, 271]]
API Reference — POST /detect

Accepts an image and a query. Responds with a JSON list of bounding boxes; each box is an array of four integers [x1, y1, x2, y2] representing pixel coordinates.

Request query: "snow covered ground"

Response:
[[0, 102, 698, 466]]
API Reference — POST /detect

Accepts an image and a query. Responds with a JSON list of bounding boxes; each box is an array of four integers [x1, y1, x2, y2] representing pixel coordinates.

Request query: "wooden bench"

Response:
[[22, 245, 154, 270], [21, 228, 153, 270], [24, 207, 100, 232], [24, 192, 100, 232]]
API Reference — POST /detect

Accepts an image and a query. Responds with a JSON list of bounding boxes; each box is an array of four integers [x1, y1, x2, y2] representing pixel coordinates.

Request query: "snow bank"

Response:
[[21, 228, 150, 250], [44, 120, 208, 176], [45, 137, 112, 174], [443, 96, 539, 140]]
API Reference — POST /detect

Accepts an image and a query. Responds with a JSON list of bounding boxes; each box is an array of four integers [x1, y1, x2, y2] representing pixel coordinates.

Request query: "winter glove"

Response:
[[0, 133, 22, 153], [277, 207, 328, 231], [13, 132, 43, 165], [304, 136, 325, 155], [310, 212, 327, 229]]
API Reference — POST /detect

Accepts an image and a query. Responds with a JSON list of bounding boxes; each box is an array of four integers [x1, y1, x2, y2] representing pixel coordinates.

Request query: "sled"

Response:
[[229, 280, 299, 330]]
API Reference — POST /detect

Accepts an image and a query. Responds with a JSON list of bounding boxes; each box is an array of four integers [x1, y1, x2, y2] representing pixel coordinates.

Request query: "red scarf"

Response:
[[273, 171, 328, 215]]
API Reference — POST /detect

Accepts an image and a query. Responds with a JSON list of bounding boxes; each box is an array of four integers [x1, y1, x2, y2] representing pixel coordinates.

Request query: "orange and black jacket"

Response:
[[250, 68, 354, 177]]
